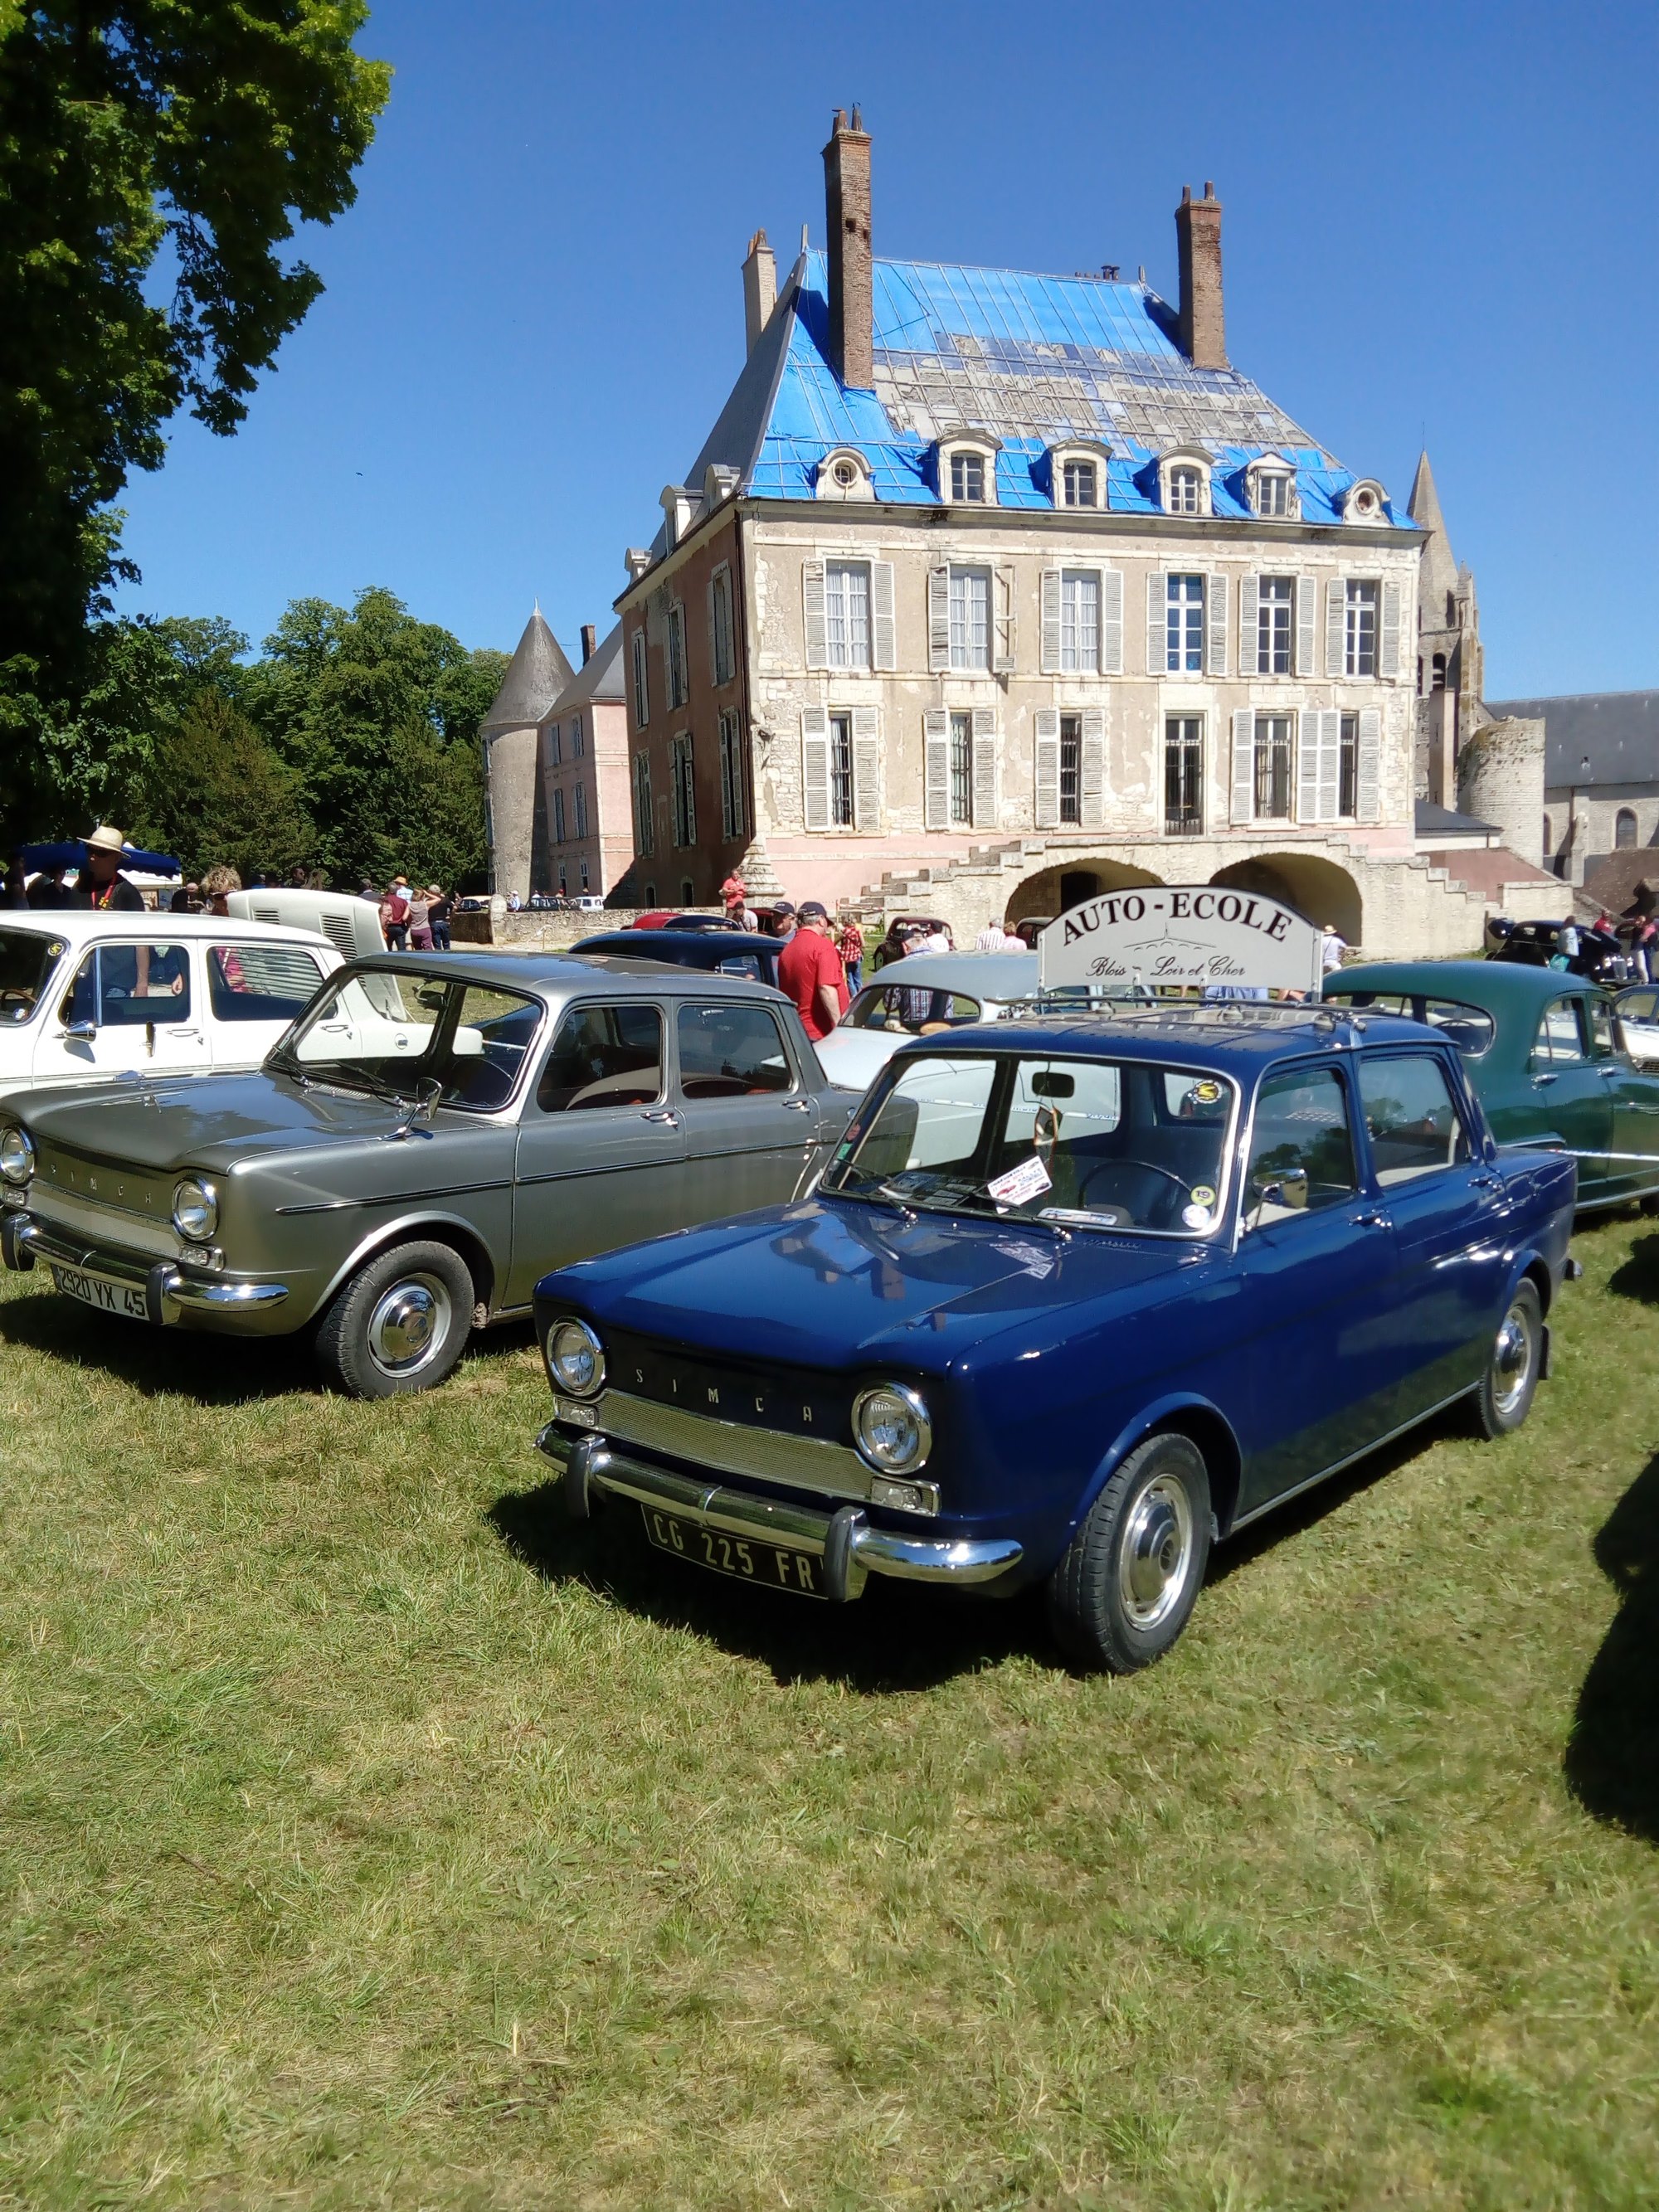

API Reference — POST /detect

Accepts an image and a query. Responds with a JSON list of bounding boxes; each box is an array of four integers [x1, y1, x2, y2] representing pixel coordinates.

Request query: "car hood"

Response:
[[814, 1027, 902, 1091], [12, 1069, 426, 1172], [541, 1195, 1214, 1372]]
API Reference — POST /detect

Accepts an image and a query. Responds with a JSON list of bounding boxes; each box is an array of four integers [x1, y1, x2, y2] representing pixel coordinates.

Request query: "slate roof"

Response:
[[681, 250, 1402, 527], [1415, 799, 1497, 837], [482, 609, 574, 730], [543, 623, 625, 720], [1483, 691, 1659, 790]]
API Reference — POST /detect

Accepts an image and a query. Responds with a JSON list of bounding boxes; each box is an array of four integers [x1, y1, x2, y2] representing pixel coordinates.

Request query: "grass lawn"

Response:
[[0, 1216, 1656, 2210]]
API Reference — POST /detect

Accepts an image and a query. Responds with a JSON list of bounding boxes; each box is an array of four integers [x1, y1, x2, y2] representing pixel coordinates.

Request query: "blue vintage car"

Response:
[[530, 1006, 1577, 1672]]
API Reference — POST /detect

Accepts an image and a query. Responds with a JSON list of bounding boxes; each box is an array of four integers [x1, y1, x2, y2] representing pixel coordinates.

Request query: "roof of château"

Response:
[[542, 624, 625, 722], [482, 609, 575, 730], [680, 250, 1406, 528], [1483, 691, 1659, 790]]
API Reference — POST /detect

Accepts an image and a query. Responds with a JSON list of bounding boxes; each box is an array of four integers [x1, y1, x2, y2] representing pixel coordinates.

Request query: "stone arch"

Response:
[[1209, 852, 1362, 946], [1002, 857, 1165, 932]]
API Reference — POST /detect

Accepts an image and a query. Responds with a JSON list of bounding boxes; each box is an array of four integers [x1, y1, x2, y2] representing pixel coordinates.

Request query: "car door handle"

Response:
[[782, 1097, 814, 1112], [165, 1027, 201, 1038], [1355, 1210, 1392, 1228], [1532, 1072, 1558, 1087], [640, 1108, 680, 1126], [1471, 1173, 1503, 1191]]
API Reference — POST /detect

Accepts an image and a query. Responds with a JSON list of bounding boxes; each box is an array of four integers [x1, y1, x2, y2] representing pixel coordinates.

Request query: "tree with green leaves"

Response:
[[0, 1, 390, 836]]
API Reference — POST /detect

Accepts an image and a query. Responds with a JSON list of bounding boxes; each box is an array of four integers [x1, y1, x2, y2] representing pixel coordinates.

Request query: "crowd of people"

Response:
[[372, 876, 453, 950]]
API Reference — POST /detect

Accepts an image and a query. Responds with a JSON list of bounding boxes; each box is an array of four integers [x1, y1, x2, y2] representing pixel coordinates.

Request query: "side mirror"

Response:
[[62, 1018, 96, 1042], [1251, 1164, 1308, 1211]]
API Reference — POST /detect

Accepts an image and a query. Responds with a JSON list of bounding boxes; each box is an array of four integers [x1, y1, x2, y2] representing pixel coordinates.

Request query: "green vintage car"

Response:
[[1324, 960, 1659, 1211]]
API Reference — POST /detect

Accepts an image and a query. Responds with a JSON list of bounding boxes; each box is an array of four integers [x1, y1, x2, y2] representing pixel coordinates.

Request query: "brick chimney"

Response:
[[823, 106, 873, 390], [581, 623, 596, 665], [742, 229, 776, 356], [1175, 182, 1227, 371]]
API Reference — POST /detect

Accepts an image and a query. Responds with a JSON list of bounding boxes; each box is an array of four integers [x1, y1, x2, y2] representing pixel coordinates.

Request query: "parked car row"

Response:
[[5, 932, 1647, 1673]]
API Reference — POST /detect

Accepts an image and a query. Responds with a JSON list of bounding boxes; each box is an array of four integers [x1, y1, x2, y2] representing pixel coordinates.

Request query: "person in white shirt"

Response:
[[975, 916, 1005, 951], [1320, 924, 1346, 975]]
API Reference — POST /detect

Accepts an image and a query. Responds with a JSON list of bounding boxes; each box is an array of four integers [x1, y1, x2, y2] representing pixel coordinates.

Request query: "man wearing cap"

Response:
[[769, 900, 797, 944], [75, 825, 144, 912], [777, 901, 849, 1043]]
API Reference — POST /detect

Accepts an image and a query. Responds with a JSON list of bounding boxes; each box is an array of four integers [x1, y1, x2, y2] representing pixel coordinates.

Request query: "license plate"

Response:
[[640, 1504, 823, 1597], [53, 1266, 147, 1320]]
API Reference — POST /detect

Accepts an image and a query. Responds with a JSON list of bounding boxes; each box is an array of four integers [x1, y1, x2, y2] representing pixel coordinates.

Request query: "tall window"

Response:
[[1339, 712, 1359, 819], [1060, 571, 1099, 673], [1345, 581, 1379, 677], [1431, 652, 1447, 692], [1168, 466, 1202, 515], [630, 630, 649, 727], [1258, 577, 1293, 675], [573, 782, 588, 839], [949, 566, 991, 672], [666, 604, 688, 707], [631, 753, 653, 856], [1166, 575, 1204, 673], [1254, 472, 1292, 518], [950, 451, 985, 502], [948, 712, 972, 825], [1253, 715, 1292, 819], [669, 734, 695, 846], [547, 723, 562, 766], [1058, 714, 1082, 826], [552, 788, 567, 843], [825, 561, 871, 669], [1617, 808, 1637, 849], [711, 568, 734, 684], [827, 712, 854, 827], [580, 858, 590, 891], [718, 711, 745, 840], [571, 716, 584, 759], [1165, 717, 1203, 834], [1062, 459, 1097, 508]]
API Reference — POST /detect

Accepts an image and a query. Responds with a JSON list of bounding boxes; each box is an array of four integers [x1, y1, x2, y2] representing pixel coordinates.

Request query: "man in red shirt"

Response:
[[777, 900, 848, 1043]]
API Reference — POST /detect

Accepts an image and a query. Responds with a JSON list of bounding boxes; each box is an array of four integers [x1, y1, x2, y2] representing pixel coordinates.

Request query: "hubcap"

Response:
[[366, 1271, 452, 1376], [1491, 1302, 1533, 1415], [1117, 1473, 1195, 1630]]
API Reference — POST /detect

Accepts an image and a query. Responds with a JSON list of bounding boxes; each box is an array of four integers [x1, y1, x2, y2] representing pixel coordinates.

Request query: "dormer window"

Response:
[[1170, 469, 1200, 513], [1342, 478, 1386, 524], [1253, 472, 1292, 518], [814, 446, 873, 501], [1158, 448, 1214, 517], [1044, 440, 1112, 513], [935, 435, 1000, 508], [1063, 459, 1097, 508], [951, 451, 985, 502], [1244, 454, 1299, 520]]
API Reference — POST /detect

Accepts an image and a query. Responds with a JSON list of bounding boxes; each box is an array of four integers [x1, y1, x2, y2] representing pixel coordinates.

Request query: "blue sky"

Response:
[[114, 0, 1656, 698]]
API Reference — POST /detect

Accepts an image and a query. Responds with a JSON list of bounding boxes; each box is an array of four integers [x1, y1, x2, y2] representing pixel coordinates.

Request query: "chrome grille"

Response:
[[31, 1186, 178, 1259], [36, 1143, 173, 1223], [591, 1389, 872, 1502]]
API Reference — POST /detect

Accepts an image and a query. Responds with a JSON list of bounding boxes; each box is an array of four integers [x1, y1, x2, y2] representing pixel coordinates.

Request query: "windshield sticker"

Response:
[[1190, 1184, 1216, 1207], [1041, 1206, 1132, 1230], [1191, 1081, 1222, 1104], [985, 1155, 1053, 1208], [1181, 1203, 1214, 1229]]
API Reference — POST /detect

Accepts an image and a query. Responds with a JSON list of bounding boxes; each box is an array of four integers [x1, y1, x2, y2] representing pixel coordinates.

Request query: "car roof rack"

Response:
[[995, 996, 1368, 1038]]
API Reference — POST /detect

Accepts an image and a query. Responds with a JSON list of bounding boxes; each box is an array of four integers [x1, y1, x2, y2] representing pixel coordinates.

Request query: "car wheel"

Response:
[[314, 1240, 474, 1399], [1472, 1278, 1543, 1438], [1046, 1432, 1212, 1675]]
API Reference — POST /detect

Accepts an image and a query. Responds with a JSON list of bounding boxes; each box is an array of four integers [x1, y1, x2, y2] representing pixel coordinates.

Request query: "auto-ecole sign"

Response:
[[1037, 886, 1322, 994]]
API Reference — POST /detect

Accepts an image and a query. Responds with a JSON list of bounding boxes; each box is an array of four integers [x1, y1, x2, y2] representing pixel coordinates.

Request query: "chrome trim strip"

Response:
[[275, 1178, 513, 1217], [585, 1386, 873, 1501], [1228, 1382, 1477, 1534]]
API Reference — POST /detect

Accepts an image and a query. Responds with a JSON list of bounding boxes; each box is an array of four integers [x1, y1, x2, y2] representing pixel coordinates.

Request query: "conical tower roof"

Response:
[[1408, 451, 1459, 625], [482, 607, 574, 729]]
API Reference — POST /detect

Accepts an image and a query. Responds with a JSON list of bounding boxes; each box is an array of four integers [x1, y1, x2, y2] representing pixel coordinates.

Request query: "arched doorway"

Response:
[[1209, 853, 1362, 946], [1003, 858, 1165, 933]]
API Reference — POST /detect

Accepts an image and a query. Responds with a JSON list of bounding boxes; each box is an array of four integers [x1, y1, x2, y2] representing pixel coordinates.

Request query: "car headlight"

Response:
[[547, 1318, 606, 1398], [853, 1382, 932, 1473], [171, 1176, 219, 1241], [0, 1125, 34, 1185]]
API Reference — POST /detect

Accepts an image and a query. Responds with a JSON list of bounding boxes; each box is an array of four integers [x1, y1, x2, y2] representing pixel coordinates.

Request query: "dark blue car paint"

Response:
[[533, 1014, 1577, 1597]]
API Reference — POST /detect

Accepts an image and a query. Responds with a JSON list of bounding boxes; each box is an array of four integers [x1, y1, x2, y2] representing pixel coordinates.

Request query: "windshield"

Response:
[[823, 1051, 1237, 1236], [271, 967, 542, 1112], [0, 927, 64, 1024], [1326, 989, 1496, 1056], [843, 980, 985, 1036]]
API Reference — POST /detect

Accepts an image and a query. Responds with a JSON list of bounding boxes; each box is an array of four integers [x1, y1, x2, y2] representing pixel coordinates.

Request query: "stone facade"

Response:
[[481, 610, 573, 902]]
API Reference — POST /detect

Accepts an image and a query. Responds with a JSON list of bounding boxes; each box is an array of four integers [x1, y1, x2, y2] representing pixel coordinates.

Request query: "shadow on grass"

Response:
[[1207, 1415, 1457, 1586], [489, 1478, 1050, 1693], [1564, 1448, 1659, 1842], [1606, 1232, 1659, 1307]]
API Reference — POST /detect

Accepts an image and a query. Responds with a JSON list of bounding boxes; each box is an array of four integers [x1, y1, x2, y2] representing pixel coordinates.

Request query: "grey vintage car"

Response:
[[0, 953, 854, 1396]]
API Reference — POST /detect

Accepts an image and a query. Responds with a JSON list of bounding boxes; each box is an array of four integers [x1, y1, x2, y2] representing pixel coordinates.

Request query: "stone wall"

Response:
[[1458, 716, 1545, 868], [450, 901, 725, 953]]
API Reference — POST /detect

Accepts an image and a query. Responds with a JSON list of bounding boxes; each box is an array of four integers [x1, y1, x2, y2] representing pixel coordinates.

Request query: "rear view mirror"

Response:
[[1030, 1070, 1075, 1099]]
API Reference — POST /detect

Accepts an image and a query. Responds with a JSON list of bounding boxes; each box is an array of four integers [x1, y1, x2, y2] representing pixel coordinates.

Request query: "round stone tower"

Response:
[[1457, 715, 1546, 871]]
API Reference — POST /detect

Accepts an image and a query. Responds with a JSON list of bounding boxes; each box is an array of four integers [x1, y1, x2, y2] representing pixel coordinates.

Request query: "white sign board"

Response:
[[1037, 885, 1323, 995]]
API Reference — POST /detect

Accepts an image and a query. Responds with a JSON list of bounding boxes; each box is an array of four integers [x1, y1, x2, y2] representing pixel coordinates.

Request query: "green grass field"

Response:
[[0, 1215, 1656, 2210]]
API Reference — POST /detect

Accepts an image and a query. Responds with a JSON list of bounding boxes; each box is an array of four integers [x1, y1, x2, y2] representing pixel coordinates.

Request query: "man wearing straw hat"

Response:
[[76, 826, 144, 912]]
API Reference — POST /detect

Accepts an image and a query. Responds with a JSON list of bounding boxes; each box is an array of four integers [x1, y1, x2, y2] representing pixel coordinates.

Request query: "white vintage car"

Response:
[[0, 907, 346, 1101], [814, 951, 1041, 1092]]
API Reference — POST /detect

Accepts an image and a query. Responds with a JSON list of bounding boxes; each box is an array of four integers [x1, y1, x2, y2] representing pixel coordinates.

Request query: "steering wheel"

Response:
[[1074, 1159, 1194, 1222]]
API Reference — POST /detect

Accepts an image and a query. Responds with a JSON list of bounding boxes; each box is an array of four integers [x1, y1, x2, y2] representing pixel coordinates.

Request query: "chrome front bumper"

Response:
[[1, 1210, 289, 1323], [535, 1420, 1023, 1602]]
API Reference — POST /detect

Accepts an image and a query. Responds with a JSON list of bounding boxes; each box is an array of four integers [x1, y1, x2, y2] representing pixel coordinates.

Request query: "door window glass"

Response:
[[280, 968, 538, 1111], [1535, 999, 1587, 1062], [1326, 989, 1496, 1057], [538, 1004, 664, 1111], [676, 1003, 792, 1098], [1358, 1055, 1472, 1184], [1245, 1066, 1357, 1224], [1586, 999, 1618, 1057], [207, 943, 327, 1023], [450, 986, 543, 1110], [65, 943, 192, 1027], [844, 982, 984, 1037], [0, 928, 64, 1023]]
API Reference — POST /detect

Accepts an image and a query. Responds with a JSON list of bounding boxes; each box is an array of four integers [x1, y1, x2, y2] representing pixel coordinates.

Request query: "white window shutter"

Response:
[[1317, 709, 1342, 823], [1239, 576, 1259, 677], [871, 560, 897, 671], [1034, 709, 1061, 829], [1297, 710, 1321, 823], [1356, 707, 1383, 824], [1100, 568, 1123, 674], [1039, 568, 1062, 673], [927, 566, 951, 673], [706, 576, 718, 677], [1080, 709, 1107, 829], [971, 707, 998, 829], [995, 565, 1017, 672], [1296, 574, 1317, 678], [1146, 572, 1165, 675], [1230, 709, 1255, 826], [801, 705, 830, 829], [1326, 579, 1346, 678], [852, 706, 882, 831], [803, 562, 827, 671], [1379, 580, 1402, 678], [923, 709, 951, 829], [1205, 573, 1228, 677]]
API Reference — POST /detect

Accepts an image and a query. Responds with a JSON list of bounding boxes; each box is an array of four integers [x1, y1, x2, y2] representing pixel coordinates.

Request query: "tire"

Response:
[[314, 1239, 475, 1399], [1472, 1278, 1543, 1439], [1046, 1432, 1212, 1675]]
